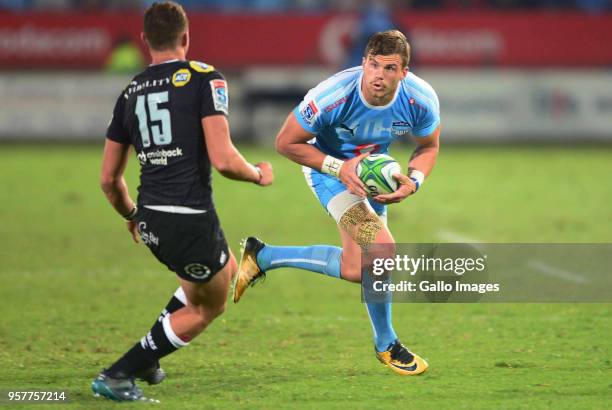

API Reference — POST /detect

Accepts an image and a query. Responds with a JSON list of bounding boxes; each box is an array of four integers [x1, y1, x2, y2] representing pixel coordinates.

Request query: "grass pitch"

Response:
[[0, 144, 610, 409]]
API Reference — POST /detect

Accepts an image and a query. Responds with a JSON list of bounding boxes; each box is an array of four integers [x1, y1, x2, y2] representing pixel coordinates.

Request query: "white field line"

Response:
[[437, 230, 483, 243], [527, 260, 589, 284], [437, 232, 589, 284], [436, 230, 487, 254]]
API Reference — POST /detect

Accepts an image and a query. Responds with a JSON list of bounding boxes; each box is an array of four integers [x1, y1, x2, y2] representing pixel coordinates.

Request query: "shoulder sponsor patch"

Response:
[[324, 96, 348, 113], [190, 60, 215, 73], [172, 68, 191, 87], [300, 100, 319, 126], [210, 79, 228, 114]]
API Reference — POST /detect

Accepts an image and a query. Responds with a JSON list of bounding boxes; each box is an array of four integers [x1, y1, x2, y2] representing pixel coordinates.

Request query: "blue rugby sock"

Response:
[[256, 245, 342, 278], [366, 302, 398, 352]]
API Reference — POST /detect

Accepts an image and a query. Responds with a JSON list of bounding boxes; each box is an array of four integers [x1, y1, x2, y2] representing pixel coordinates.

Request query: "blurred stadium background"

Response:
[[1, 0, 612, 143], [1, 1, 611, 408]]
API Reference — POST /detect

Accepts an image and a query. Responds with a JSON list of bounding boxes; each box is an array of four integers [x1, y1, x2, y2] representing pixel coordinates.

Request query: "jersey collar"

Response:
[[149, 59, 182, 67]]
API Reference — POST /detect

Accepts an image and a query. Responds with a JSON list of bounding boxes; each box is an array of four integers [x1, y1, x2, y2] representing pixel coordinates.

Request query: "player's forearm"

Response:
[[276, 140, 326, 170], [408, 145, 439, 177], [213, 150, 260, 183], [100, 177, 135, 218]]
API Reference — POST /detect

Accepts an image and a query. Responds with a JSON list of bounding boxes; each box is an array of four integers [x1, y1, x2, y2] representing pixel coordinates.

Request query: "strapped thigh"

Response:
[[337, 201, 384, 249]]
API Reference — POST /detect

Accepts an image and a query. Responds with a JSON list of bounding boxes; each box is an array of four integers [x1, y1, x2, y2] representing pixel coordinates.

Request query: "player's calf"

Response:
[[172, 261, 233, 339]]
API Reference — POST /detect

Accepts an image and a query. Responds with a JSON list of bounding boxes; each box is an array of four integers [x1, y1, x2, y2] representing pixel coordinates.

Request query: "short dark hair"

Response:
[[143, 1, 188, 51], [364, 30, 410, 67]]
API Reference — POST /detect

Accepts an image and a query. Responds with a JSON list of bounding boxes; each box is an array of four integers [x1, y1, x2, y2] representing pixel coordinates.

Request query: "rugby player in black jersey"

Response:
[[92, 2, 273, 402]]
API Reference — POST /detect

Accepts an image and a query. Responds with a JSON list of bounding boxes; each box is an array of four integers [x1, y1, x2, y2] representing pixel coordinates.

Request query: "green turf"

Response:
[[0, 144, 610, 409]]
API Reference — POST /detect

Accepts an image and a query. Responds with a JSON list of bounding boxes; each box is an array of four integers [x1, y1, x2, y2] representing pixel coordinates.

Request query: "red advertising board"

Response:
[[0, 12, 611, 69]]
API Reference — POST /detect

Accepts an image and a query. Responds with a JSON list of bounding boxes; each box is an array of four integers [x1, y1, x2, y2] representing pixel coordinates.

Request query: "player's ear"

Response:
[[362, 56, 366, 67], [140, 32, 148, 48], [181, 31, 189, 49], [402, 66, 409, 78]]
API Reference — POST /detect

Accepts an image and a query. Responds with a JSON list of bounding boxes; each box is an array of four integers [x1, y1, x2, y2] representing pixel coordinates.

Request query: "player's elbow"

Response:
[[210, 156, 232, 174], [275, 133, 290, 157], [211, 152, 244, 175], [99, 175, 118, 194]]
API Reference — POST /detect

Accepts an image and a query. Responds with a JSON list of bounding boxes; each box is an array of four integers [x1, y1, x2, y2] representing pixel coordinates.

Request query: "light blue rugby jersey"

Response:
[[293, 66, 440, 159]]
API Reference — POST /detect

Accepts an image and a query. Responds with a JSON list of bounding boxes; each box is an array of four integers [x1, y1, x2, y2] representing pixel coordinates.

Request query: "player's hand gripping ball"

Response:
[[356, 154, 402, 197]]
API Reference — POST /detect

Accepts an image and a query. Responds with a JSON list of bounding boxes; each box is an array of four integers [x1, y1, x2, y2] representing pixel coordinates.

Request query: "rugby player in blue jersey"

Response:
[[234, 30, 440, 375]]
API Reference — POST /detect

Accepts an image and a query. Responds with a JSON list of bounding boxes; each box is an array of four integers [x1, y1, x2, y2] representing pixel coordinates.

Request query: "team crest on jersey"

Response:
[[172, 68, 191, 87], [189, 61, 215, 73], [300, 100, 319, 126], [392, 121, 412, 136], [210, 79, 228, 114]]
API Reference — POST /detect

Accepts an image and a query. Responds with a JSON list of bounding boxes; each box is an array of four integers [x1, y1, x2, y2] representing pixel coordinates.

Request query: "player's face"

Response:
[[361, 54, 408, 105]]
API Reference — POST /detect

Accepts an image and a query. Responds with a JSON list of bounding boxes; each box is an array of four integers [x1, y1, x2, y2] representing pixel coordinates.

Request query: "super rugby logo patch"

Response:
[[300, 100, 319, 126], [210, 79, 228, 115]]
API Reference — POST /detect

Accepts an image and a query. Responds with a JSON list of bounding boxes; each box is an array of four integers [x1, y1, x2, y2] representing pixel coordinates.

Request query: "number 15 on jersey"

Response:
[[135, 91, 173, 147]]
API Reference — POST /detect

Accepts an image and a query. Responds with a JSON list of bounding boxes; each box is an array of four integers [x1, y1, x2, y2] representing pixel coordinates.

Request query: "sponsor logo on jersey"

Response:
[[354, 143, 380, 155], [184, 263, 212, 280], [125, 77, 171, 97], [189, 60, 215, 73], [300, 100, 319, 125], [338, 122, 357, 136], [324, 96, 348, 113], [210, 79, 228, 115], [138, 222, 159, 246], [172, 68, 191, 87], [137, 147, 183, 166], [137, 151, 147, 165]]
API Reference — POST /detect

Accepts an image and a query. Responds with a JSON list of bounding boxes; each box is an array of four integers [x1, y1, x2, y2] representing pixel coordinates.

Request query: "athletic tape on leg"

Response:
[[339, 202, 383, 249]]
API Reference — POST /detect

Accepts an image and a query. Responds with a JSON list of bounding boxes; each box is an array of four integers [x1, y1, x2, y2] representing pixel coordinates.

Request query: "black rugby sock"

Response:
[[106, 288, 188, 379], [154, 287, 187, 326]]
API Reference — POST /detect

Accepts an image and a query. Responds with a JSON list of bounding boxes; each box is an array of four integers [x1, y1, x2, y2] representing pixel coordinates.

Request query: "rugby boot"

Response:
[[233, 237, 266, 303], [91, 370, 159, 402], [375, 339, 429, 375]]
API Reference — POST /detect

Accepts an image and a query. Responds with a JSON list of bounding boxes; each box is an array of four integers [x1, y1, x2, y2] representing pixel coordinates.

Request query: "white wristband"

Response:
[[321, 155, 344, 177], [123, 205, 138, 221], [409, 170, 425, 191], [252, 164, 262, 184]]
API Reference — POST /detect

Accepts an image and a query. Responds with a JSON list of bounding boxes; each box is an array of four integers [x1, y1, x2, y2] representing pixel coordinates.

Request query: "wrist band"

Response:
[[409, 170, 425, 191], [123, 205, 138, 221], [321, 155, 344, 178], [254, 165, 263, 184]]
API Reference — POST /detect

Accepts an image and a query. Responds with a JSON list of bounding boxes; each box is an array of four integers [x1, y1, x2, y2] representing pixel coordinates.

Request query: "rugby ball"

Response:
[[356, 154, 401, 197]]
